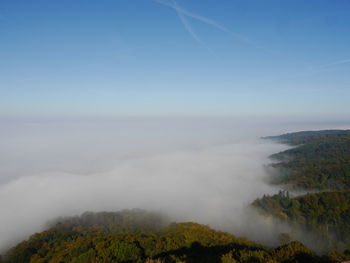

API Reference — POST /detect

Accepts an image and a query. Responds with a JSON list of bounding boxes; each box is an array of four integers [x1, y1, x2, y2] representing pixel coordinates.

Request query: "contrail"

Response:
[[172, 0, 211, 51], [153, 0, 309, 65], [153, 0, 262, 49]]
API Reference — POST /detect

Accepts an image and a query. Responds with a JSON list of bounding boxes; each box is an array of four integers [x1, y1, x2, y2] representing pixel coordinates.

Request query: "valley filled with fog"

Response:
[[0, 117, 348, 251]]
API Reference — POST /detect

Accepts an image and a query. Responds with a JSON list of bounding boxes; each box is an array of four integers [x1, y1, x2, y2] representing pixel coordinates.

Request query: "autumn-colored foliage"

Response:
[[1, 210, 338, 263]]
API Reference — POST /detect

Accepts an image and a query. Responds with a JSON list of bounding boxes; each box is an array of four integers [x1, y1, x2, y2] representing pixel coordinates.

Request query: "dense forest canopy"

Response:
[[254, 130, 350, 253], [1, 210, 347, 263], [253, 191, 350, 251], [265, 130, 350, 190]]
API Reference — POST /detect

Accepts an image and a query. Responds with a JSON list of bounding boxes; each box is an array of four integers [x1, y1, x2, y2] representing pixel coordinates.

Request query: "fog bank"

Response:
[[0, 117, 348, 251]]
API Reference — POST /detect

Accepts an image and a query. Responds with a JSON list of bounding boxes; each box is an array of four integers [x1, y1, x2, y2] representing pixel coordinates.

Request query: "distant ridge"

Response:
[[263, 129, 350, 145]]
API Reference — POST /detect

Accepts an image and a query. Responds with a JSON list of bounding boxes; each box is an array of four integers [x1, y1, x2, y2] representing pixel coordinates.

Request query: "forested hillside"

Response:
[[265, 130, 350, 190], [0, 210, 345, 263], [253, 190, 350, 251], [254, 130, 350, 252]]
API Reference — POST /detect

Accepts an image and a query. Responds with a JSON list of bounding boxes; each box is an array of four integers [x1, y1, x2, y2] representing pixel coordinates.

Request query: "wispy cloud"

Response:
[[153, 0, 263, 50], [171, 0, 211, 51], [308, 58, 350, 73], [318, 58, 350, 69]]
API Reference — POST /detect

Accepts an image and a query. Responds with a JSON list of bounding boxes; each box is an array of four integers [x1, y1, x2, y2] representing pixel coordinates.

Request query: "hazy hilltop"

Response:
[[0, 210, 342, 263]]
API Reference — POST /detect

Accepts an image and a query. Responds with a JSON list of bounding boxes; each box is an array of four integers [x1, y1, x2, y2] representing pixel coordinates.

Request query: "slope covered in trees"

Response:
[[1, 210, 343, 263], [265, 130, 350, 190], [252, 190, 350, 251], [254, 130, 350, 252]]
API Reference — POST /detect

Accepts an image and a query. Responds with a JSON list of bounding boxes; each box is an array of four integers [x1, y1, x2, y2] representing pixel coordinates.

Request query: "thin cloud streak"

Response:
[[153, 0, 318, 83], [172, 0, 211, 51], [307, 58, 350, 74], [154, 0, 314, 71], [318, 58, 350, 69], [153, 0, 262, 48]]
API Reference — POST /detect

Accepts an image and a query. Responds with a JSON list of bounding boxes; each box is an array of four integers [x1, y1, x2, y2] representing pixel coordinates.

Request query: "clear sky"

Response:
[[1, 0, 350, 117]]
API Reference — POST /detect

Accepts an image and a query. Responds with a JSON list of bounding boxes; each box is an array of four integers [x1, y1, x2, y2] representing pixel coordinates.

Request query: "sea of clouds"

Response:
[[0, 116, 348, 251]]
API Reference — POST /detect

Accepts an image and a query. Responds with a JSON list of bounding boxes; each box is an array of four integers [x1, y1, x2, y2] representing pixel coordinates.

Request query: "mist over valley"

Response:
[[1, 117, 348, 253]]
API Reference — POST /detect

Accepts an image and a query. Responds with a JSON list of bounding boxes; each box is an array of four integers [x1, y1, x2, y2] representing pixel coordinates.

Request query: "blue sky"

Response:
[[1, 0, 350, 117]]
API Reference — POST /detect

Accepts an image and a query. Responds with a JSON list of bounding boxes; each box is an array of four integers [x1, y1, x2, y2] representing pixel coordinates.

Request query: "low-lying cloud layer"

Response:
[[0, 117, 347, 251]]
